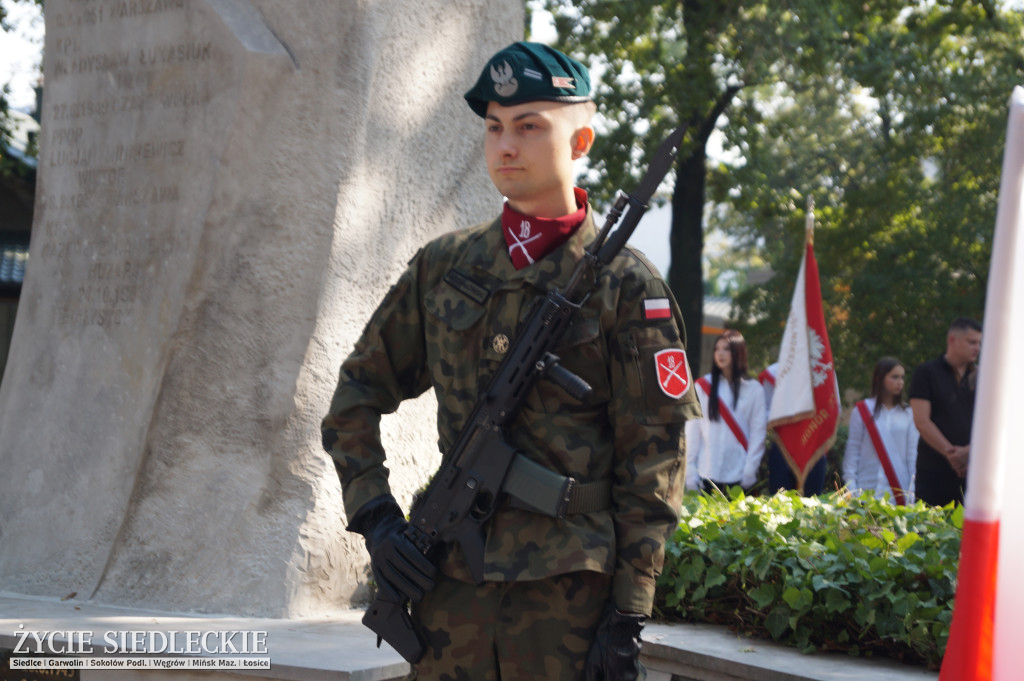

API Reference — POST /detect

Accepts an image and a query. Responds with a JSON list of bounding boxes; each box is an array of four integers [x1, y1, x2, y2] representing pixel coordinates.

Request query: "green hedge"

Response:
[[655, 489, 963, 669]]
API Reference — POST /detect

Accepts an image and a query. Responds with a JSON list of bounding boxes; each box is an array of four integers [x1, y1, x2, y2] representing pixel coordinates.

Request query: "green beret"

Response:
[[464, 41, 592, 118]]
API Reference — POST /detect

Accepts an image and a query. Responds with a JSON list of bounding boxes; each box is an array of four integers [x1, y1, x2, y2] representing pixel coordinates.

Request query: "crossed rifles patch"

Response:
[[654, 349, 691, 399]]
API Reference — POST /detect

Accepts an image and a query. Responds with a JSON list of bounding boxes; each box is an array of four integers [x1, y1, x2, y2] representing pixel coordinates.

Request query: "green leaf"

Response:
[[825, 589, 851, 614], [951, 504, 965, 530], [765, 609, 790, 640], [705, 565, 727, 590], [896, 531, 922, 552], [749, 583, 779, 610]]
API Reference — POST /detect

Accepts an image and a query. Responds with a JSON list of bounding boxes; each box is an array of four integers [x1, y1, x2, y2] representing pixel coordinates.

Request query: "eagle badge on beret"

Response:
[[491, 61, 518, 97]]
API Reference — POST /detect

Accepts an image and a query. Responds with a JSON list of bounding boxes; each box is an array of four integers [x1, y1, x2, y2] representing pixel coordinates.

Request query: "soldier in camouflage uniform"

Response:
[[322, 42, 701, 681]]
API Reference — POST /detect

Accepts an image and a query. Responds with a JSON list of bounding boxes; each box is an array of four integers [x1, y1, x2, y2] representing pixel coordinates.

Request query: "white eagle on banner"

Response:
[[808, 328, 833, 388]]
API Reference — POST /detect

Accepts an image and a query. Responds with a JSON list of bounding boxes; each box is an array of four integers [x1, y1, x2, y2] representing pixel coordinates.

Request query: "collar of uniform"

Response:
[[459, 207, 597, 293]]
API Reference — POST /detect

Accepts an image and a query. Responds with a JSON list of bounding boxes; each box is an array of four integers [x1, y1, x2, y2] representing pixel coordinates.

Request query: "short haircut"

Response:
[[949, 317, 982, 333]]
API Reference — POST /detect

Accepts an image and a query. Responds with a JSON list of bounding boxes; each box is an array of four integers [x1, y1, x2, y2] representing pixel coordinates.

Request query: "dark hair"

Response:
[[709, 329, 748, 422], [870, 356, 907, 418], [949, 317, 982, 333]]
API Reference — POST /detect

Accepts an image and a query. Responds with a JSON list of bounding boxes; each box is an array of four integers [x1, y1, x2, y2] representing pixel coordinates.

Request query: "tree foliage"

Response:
[[720, 2, 1023, 390], [0, 0, 43, 180], [542, 0, 896, 371], [541, 0, 1023, 387]]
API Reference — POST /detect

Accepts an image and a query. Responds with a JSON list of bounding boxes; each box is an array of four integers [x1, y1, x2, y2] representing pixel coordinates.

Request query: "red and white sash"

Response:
[[855, 400, 907, 505], [697, 377, 749, 450]]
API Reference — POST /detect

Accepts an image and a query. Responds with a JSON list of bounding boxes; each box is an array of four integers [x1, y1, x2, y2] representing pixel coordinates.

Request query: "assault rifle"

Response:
[[364, 121, 688, 664]]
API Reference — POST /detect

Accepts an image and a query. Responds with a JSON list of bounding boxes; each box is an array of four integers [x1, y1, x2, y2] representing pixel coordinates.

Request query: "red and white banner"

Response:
[[940, 85, 1024, 681], [767, 216, 840, 494]]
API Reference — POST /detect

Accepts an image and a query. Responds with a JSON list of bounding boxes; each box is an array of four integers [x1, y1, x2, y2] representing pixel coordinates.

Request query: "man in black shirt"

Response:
[[909, 317, 982, 505]]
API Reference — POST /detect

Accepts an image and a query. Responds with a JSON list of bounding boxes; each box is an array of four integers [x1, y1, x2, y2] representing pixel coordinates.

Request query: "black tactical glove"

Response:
[[583, 604, 647, 681], [348, 495, 437, 604]]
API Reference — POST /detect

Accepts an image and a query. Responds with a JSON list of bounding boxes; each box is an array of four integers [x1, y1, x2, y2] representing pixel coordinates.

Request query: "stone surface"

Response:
[[642, 621, 938, 681], [0, 593, 938, 681], [0, 0, 521, 617]]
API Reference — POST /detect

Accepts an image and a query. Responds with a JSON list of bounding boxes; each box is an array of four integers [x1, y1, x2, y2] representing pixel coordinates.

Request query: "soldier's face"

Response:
[[484, 100, 590, 217]]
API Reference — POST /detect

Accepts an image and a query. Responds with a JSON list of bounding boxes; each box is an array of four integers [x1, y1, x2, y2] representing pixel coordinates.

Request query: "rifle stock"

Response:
[[362, 591, 426, 664]]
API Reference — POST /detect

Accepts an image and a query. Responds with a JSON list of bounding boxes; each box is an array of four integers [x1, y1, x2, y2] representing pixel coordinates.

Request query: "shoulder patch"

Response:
[[643, 298, 672, 320], [654, 348, 691, 399]]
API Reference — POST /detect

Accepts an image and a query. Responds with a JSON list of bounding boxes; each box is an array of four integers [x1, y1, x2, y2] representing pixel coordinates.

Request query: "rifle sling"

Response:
[[502, 452, 612, 518]]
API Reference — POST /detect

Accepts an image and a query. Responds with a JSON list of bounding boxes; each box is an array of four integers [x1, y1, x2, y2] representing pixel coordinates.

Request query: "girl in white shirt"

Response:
[[685, 330, 767, 492], [843, 357, 920, 503]]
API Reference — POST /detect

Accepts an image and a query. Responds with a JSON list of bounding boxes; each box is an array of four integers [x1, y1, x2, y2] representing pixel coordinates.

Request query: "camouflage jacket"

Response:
[[322, 207, 701, 614]]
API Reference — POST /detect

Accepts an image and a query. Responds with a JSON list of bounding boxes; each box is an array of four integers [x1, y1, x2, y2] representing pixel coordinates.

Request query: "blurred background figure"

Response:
[[686, 330, 767, 493], [910, 316, 982, 506], [844, 357, 920, 504]]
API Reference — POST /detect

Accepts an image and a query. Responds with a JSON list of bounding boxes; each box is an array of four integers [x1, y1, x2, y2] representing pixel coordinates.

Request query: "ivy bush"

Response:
[[655, 489, 963, 669]]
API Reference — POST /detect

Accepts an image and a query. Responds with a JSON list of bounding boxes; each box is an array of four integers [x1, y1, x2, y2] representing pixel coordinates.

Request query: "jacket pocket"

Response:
[[424, 278, 487, 331], [616, 328, 699, 425], [423, 276, 489, 406]]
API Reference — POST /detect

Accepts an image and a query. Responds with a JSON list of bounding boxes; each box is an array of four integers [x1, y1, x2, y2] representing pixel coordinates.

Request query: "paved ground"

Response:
[[0, 592, 938, 681], [643, 620, 938, 681]]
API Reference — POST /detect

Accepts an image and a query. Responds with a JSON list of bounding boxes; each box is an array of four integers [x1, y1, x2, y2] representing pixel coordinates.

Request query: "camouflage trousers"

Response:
[[406, 570, 612, 681]]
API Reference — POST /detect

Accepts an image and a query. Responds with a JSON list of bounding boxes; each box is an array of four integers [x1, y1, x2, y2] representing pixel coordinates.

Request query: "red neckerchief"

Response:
[[502, 187, 588, 269]]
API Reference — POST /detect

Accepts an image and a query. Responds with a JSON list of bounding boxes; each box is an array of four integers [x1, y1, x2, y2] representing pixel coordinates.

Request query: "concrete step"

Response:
[[642, 621, 938, 681], [0, 593, 938, 681]]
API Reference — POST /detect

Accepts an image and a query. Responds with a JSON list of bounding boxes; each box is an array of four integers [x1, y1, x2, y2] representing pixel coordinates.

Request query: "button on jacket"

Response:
[[322, 207, 701, 615]]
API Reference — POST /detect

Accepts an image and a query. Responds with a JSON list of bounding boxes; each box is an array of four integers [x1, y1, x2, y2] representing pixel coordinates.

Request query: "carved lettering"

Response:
[[51, 127, 85, 146], [51, 4, 105, 28], [139, 41, 211, 66], [42, 0, 216, 332], [109, 184, 180, 206], [108, 0, 186, 20], [50, 95, 146, 121]]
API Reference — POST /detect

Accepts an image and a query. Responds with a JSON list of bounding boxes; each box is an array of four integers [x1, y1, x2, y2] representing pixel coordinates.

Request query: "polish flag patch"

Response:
[[654, 349, 691, 399], [643, 298, 672, 320], [552, 76, 575, 88]]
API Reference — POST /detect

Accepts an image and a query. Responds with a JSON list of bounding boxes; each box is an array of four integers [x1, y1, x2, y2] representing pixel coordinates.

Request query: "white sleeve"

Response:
[[761, 381, 775, 419], [741, 384, 768, 488], [844, 406, 865, 493], [906, 411, 920, 502]]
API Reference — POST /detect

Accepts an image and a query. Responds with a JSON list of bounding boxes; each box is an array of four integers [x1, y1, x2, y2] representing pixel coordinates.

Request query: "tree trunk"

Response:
[[669, 143, 707, 375]]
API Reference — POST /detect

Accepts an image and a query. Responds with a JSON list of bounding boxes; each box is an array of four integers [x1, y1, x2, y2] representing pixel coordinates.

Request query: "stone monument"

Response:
[[0, 0, 522, 617]]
